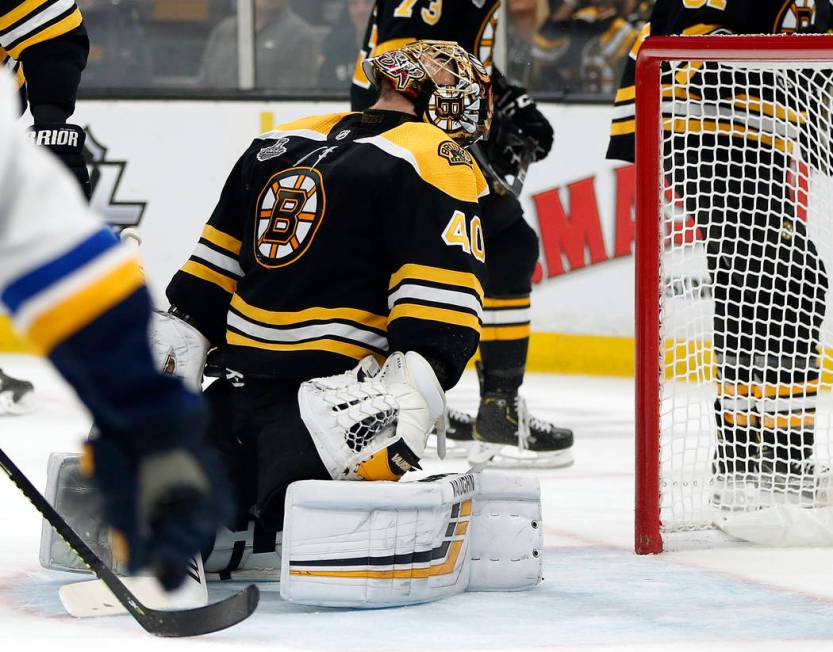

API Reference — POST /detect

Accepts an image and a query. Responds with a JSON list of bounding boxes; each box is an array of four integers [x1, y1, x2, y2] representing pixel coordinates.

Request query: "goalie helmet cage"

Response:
[[635, 35, 833, 554]]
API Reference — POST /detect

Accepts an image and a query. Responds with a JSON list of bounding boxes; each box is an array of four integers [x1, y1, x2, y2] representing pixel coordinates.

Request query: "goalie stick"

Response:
[[0, 446, 260, 637]]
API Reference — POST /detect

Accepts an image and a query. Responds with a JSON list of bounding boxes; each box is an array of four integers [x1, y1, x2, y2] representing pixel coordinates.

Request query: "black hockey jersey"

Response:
[[351, 0, 500, 110], [167, 110, 488, 390], [1, 0, 88, 117], [607, 0, 833, 162]]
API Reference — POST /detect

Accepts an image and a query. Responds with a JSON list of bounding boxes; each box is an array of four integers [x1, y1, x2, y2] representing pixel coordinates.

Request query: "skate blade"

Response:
[[423, 439, 472, 460], [0, 391, 36, 416], [468, 442, 574, 469]]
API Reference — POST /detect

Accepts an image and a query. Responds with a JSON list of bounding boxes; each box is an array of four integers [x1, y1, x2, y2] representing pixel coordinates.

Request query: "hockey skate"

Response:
[[758, 459, 833, 506], [0, 368, 35, 415], [467, 391, 574, 468], [709, 473, 762, 512]]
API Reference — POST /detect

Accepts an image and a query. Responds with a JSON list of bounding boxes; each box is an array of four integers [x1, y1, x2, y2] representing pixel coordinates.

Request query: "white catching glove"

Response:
[[148, 310, 209, 392], [298, 351, 445, 481]]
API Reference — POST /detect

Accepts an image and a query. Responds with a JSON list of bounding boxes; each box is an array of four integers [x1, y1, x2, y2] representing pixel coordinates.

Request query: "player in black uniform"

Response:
[[351, 0, 574, 468], [0, 0, 92, 415], [608, 0, 832, 496], [163, 42, 491, 553]]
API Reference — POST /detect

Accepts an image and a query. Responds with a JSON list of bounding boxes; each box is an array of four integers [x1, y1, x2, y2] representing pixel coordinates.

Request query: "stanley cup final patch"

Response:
[[254, 167, 326, 268]]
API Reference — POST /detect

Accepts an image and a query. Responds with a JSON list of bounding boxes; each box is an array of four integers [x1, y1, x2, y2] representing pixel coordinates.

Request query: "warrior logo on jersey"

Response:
[[775, 0, 816, 32], [374, 50, 427, 89], [255, 167, 326, 268], [438, 140, 474, 166]]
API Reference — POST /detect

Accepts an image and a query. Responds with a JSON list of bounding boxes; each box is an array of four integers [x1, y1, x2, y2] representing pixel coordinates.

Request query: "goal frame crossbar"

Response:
[[634, 34, 833, 554]]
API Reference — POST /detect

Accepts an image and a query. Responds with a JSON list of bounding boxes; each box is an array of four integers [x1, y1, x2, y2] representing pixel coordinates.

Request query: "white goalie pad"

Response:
[[280, 471, 541, 608], [148, 310, 209, 392]]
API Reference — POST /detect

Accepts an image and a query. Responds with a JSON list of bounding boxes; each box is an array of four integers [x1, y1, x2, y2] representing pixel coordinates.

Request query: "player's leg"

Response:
[[461, 192, 573, 467], [0, 367, 35, 414]]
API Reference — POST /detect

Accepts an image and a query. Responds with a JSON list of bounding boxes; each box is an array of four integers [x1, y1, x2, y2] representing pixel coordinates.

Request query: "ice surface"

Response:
[[3, 353, 833, 650]]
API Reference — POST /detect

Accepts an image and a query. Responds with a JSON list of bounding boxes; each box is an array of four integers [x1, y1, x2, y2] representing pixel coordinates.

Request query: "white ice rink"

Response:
[[3, 353, 833, 651]]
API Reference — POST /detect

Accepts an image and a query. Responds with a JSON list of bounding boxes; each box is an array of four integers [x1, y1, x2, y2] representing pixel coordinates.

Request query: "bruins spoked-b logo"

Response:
[[255, 167, 326, 268]]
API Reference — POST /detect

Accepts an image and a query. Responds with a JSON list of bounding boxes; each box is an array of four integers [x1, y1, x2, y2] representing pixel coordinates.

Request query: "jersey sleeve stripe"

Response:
[[0, 0, 52, 32], [201, 224, 242, 255], [230, 294, 388, 331], [480, 324, 531, 342], [389, 264, 484, 302], [181, 260, 238, 294], [1, 228, 117, 313], [388, 303, 481, 332], [227, 331, 380, 361], [388, 283, 482, 318], [192, 242, 243, 277], [5, 5, 81, 59], [24, 256, 144, 353]]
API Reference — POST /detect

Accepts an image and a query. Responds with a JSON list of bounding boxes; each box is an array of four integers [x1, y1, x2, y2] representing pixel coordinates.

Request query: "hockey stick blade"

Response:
[[0, 447, 259, 636]]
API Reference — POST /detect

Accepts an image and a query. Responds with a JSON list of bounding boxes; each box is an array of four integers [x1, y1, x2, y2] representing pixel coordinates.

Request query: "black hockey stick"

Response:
[[0, 447, 259, 637]]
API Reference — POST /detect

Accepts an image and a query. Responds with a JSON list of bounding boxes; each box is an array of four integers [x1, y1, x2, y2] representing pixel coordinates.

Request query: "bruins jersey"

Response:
[[350, 0, 500, 110], [607, 0, 832, 162], [1, 0, 88, 117], [167, 110, 488, 389]]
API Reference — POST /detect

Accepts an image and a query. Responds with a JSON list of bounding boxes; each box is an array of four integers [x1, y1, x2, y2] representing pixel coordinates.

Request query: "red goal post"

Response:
[[635, 34, 833, 554]]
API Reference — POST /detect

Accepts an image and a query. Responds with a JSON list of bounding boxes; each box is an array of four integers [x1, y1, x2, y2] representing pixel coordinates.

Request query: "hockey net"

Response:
[[636, 35, 833, 553]]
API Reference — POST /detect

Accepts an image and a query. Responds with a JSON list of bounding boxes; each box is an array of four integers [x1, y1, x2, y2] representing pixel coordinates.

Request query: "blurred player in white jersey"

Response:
[[0, 69, 231, 591]]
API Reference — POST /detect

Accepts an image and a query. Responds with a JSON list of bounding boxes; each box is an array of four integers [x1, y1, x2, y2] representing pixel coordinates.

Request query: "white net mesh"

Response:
[[658, 52, 833, 541]]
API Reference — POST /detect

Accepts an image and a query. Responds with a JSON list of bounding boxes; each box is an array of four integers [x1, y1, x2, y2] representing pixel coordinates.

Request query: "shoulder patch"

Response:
[[438, 141, 474, 167]]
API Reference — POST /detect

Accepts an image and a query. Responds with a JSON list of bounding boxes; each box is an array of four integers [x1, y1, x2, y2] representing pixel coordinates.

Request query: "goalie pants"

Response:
[[478, 188, 540, 393], [203, 376, 330, 533], [671, 133, 829, 472]]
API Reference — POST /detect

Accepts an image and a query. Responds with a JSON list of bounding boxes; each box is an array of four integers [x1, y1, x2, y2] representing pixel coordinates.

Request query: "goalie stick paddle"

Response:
[[0, 446, 259, 637]]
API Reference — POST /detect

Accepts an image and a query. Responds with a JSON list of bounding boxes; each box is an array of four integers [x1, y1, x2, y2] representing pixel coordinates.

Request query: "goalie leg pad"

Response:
[[280, 472, 477, 607], [280, 471, 543, 607], [468, 473, 543, 591]]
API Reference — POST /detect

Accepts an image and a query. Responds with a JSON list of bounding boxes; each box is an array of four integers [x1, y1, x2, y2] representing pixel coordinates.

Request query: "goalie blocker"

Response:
[[41, 459, 541, 608]]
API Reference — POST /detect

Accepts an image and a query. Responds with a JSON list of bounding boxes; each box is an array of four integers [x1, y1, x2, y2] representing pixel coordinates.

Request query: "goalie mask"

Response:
[[362, 40, 493, 147]]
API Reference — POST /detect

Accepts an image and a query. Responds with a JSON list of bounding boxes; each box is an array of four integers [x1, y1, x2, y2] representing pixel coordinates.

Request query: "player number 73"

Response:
[[442, 210, 485, 262], [394, 0, 443, 25], [682, 0, 727, 9]]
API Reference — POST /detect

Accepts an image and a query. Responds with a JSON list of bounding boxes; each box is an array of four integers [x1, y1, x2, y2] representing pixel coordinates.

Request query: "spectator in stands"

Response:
[[318, 0, 373, 90], [77, 0, 153, 88], [198, 0, 322, 90]]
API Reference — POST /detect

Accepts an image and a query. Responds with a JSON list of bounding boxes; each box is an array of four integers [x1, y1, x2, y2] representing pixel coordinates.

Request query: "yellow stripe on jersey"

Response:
[[662, 117, 791, 153], [615, 85, 635, 103], [26, 257, 145, 353], [227, 331, 379, 361], [483, 296, 530, 309], [480, 324, 531, 342], [762, 413, 815, 429], [610, 119, 635, 136], [752, 380, 819, 399], [388, 303, 481, 332], [0, 0, 50, 30], [201, 224, 242, 255], [182, 260, 238, 294], [389, 263, 484, 301], [733, 95, 803, 125], [8, 8, 83, 59], [276, 112, 356, 138], [14, 63, 24, 88], [378, 122, 488, 203], [230, 294, 388, 331], [629, 21, 650, 58]]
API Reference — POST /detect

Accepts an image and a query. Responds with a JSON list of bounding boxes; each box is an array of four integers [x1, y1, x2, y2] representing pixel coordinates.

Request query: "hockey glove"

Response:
[[299, 352, 445, 481], [81, 404, 232, 591], [27, 123, 91, 199], [494, 79, 554, 162]]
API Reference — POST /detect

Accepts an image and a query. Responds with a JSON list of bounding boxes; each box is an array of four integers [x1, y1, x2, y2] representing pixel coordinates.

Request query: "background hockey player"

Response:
[[608, 0, 832, 499], [351, 0, 574, 468], [160, 41, 491, 573], [0, 0, 92, 414], [0, 69, 230, 592]]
